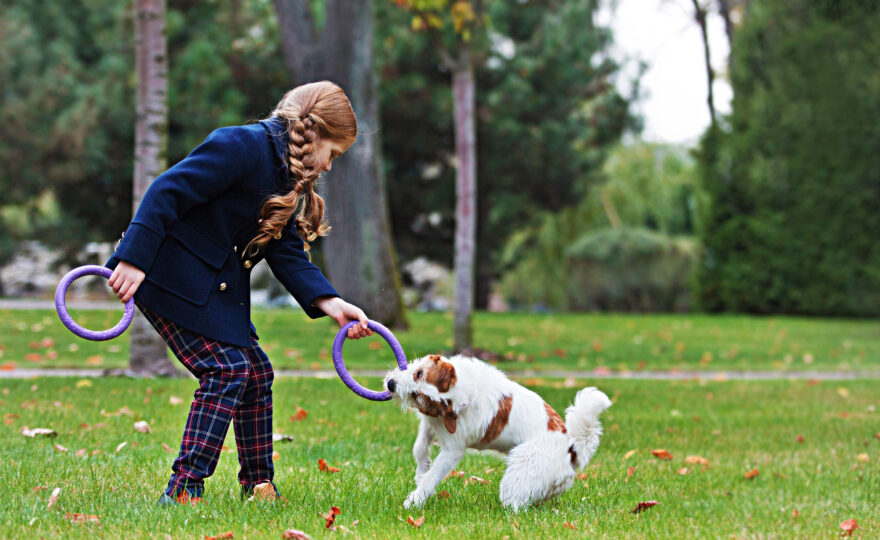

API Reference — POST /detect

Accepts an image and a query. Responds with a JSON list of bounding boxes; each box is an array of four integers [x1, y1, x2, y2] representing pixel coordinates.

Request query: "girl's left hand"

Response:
[[314, 296, 374, 339]]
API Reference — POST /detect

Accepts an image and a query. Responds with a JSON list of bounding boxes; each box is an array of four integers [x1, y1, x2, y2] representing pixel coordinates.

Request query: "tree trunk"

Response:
[[452, 53, 477, 351], [691, 0, 717, 128], [273, 0, 408, 328], [130, 0, 177, 377]]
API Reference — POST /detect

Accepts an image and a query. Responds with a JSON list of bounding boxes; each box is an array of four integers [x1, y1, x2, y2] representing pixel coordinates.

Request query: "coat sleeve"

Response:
[[263, 226, 338, 319], [113, 126, 261, 273]]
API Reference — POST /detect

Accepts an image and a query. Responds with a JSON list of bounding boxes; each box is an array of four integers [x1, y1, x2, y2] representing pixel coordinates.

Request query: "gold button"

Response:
[[243, 260, 252, 269], [219, 283, 227, 291], [273, 232, 282, 240], [233, 246, 237, 253]]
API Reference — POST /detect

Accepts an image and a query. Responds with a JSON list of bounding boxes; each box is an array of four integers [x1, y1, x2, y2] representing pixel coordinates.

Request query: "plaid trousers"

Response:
[[138, 303, 276, 498]]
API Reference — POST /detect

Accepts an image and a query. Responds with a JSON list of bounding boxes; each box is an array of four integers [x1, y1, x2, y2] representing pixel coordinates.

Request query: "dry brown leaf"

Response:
[[406, 515, 425, 528], [76, 449, 87, 457], [631, 501, 658, 514], [623, 449, 638, 460], [840, 518, 859, 537], [626, 466, 635, 481], [47, 487, 61, 509], [133, 421, 152, 434], [857, 453, 869, 463], [744, 468, 759, 479], [437, 490, 450, 499], [575, 473, 589, 480], [272, 451, 280, 461], [685, 455, 709, 466], [445, 470, 465, 479], [465, 476, 489, 485], [291, 407, 308, 421], [247, 482, 277, 502], [791, 509, 800, 517], [204, 532, 233, 540], [54, 443, 68, 453], [318, 459, 341, 473], [563, 522, 577, 529], [169, 396, 184, 406], [322, 506, 341, 528], [25, 353, 44, 363], [75, 379, 92, 388], [796, 435, 805, 443], [22, 426, 58, 438], [115, 441, 127, 453], [651, 449, 673, 460], [282, 530, 312, 540], [162, 443, 172, 452], [676, 468, 689, 475], [65, 513, 100, 524]]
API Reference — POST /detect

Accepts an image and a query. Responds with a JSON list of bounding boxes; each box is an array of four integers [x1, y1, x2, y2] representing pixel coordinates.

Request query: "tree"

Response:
[[129, 0, 177, 376], [272, 0, 408, 329], [392, 0, 488, 351]]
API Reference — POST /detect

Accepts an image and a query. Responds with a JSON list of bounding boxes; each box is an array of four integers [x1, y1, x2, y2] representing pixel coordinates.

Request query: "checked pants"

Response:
[[138, 303, 276, 498]]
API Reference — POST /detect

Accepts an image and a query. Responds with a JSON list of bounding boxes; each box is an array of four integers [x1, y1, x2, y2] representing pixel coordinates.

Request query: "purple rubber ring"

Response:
[[55, 265, 135, 341], [332, 320, 407, 401]]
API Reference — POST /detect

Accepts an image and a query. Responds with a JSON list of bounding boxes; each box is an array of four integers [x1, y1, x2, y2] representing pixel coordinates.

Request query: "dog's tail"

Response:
[[564, 387, 612, 470]]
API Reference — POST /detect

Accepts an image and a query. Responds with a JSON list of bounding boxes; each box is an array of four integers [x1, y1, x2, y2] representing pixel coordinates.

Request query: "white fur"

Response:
[[384, 356, 612, 512]]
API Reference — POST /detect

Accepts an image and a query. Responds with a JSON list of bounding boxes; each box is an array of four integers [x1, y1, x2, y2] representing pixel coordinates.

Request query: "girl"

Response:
[[107, 81, 372, 505]]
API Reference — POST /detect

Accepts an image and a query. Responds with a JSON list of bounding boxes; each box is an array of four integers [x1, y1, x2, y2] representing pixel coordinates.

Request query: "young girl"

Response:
[[106, 81, 372, 505]]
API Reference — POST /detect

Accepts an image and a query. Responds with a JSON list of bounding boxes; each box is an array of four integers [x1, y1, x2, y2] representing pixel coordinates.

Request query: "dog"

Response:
[[384, 354, 611, 511]]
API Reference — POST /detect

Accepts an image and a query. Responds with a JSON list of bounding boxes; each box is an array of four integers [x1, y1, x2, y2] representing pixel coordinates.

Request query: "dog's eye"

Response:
[[415, 369, 423, 379]]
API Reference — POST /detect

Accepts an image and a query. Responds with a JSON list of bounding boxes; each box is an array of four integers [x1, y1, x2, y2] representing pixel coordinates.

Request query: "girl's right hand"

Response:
[[108, 261, 146, 303]]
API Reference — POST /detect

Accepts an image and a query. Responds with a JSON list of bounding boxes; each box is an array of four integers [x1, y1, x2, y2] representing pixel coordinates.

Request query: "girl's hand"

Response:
[[108, 261, 146, 303], [314, 296, 373, 339]]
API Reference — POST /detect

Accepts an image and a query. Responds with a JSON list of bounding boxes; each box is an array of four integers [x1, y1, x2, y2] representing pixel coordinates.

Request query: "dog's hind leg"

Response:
[[404, 443, 465, 509], [413, 417, 435, 484]]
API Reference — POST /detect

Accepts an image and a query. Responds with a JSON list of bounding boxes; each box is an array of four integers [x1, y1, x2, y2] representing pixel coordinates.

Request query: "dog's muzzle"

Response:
[[386, 379, 396, 393]]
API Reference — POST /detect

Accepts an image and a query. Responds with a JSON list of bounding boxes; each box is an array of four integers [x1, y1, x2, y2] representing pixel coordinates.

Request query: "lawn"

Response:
[[1, 308, 878, 373], [1, 376, 877, 538]]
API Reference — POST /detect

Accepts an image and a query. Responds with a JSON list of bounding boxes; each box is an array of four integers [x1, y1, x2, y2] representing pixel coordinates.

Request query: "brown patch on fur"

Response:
[[568, 444, 578, 467], [479, 395, 513, 444], [545, 402, 567, 433], [425, 358, 457, 393], [412, 392, 458, 434]]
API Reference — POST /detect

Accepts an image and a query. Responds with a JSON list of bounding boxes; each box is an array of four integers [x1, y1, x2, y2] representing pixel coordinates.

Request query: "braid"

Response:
[[244, 81, 356, 258]]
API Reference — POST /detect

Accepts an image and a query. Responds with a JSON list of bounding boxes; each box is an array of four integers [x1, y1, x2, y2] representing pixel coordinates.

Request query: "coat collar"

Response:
[[259, 116, 290, 182]]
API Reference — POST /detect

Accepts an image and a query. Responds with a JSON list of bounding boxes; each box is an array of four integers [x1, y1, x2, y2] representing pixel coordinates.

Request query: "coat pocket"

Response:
[[147, 221, 231, 306]]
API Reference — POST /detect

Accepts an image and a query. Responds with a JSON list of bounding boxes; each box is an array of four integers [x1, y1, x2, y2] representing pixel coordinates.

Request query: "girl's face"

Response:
[[313, 137, 349, 173]]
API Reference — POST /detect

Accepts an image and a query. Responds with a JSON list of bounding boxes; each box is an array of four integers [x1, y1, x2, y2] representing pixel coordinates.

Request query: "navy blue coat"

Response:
[[106, 117, 338, 348]]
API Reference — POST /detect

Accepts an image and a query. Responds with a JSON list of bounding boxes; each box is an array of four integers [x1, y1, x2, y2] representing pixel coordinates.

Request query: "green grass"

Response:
[[1, 376, 877, 538], [1, 308, 878, 372]]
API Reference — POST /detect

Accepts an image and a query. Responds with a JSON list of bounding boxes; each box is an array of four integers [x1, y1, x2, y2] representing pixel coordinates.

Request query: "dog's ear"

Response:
[[427, 359, 457, 393], [413, 392, 458, 434], [442, 409, 457, 434]]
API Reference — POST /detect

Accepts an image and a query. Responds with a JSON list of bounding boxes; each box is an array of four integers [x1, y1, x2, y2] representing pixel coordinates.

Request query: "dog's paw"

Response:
[[404, 490, 427, 509]]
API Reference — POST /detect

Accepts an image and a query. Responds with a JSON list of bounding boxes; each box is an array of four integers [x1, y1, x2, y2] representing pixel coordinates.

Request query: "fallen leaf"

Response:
[[162, 443, 172, 452], [0, 362, 16, 371], [626, 466, 635, 481], [623, 449, 638, 460], [273, 433, 294, 443], [651, 449, 673, 460], [445, 470, 465, 479], [133, 421, 152, 434], [47, 487, 61, 509], [632, 501, 658, 514], [65, 513, 100, 524], [54, 443, 68, 453], [169, 396, 183, 406], [406, 515, 425, 528], [592, 340, 603, 352], [32, 485, 48, 492], [86, 355, 103, 366], [796, 435, 805, 443], [792, 509, 800, 517], [576, 473, 589, 480], [465, 476, 489, 485], [744, 468, 759, 479], [282, 530, 312, 540], [437, 490, 450, 499], [840, 518, 859, 537], [291, 407, 308, 421], [75, 379, 92, 388], [25, 353, 44, 363], [272, 451, 281, 461], [322, 506, 341, 528], [837, 387, 850, 398], [248, 482, 277, 502], [41, 338, 55, 348], [563, 522, 577, 529], [76, 449, 87, 457], [368, 341, 382, 350], [21, 427, 57, 438], [857, 453, 869, 463], [3, 412, 19, 424], [204, 532, 233, 540], [115, 441, 127, 453], [676, 468, 689, 475], [318, 459, 341, 473], [685, 455, 709, 466]]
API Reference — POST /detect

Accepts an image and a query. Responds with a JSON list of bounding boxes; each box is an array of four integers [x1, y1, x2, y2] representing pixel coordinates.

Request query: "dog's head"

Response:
[[384, 354, 460, 433]]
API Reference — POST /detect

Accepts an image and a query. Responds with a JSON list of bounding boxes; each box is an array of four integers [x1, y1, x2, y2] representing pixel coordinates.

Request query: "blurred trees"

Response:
[[695, 0, 880, 316]]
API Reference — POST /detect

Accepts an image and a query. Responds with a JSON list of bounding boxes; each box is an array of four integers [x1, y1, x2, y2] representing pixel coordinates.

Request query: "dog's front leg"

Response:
[[404, 443, 465, 509], [413, 417, 434, 484]]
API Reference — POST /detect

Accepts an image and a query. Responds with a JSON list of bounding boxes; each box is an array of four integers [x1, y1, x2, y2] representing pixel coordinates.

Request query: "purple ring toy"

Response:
[[55, 265, 135, 341], [332, 320, 407, 401]]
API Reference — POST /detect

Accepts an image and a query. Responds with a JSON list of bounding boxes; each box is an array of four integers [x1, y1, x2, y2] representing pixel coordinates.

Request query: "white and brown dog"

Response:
[[384, 354, 611, 512]]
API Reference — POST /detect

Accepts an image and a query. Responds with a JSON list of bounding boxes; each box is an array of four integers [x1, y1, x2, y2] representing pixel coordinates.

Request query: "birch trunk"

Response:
[[130, 0, 177, 376]]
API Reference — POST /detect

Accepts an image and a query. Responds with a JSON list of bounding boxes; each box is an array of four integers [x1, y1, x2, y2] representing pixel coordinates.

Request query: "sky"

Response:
[[596, 0, 733, 145]]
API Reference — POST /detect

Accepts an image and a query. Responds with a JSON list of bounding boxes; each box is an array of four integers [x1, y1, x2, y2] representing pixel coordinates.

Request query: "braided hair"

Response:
[[243, 81, 357, 257]]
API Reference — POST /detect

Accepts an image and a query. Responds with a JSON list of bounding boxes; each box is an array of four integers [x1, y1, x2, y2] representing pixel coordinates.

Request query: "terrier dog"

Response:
[[384, 354, 611, 511]]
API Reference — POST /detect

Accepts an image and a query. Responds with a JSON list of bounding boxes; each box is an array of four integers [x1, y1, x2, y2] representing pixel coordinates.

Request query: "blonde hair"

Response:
[[244, 81, 357, 257]]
